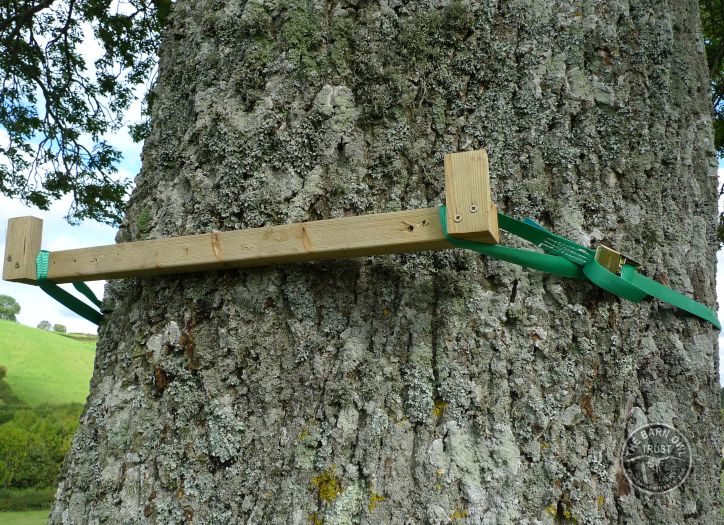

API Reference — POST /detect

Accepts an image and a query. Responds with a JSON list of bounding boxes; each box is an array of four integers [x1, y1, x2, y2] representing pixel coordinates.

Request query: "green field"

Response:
[[0, 510, 50, 524], [0, 319, 95, 406]]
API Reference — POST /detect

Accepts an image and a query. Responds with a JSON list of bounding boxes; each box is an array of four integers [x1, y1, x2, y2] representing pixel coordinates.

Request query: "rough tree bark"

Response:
[[50, 0, 720, 523]]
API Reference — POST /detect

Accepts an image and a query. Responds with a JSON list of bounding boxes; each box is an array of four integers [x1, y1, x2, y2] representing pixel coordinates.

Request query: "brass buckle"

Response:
[[594, 245, 640, 274]]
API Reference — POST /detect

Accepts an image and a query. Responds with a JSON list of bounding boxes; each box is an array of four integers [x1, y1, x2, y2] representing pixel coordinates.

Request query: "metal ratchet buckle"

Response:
[[594, 245, 640, 274]]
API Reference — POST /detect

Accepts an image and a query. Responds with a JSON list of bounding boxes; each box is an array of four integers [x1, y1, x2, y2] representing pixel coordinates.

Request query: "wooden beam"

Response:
[[2, 217, 43, 284], [31, 208, 454, 283], [3, 150, 498, 285], [444, 150, 499, 244]]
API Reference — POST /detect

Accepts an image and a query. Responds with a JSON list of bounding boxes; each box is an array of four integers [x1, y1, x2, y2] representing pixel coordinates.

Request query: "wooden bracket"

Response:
[[2, 150, 498, 285], [3, 217, 43, 284], [444, 150, 499, 244]]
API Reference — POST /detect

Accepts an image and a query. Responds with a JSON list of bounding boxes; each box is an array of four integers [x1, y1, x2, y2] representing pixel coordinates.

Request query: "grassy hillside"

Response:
[[0, 320, 95, 406]]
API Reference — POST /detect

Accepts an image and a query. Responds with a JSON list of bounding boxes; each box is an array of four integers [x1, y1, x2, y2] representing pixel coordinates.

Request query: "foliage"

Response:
[[0, 404, 83, 490], [0, 319, 94, 406], [0, 295, 20, 322], [0, 370, 83, 493], [36, 321, 51, 331], [0, 369, 82, 505], [0, 367, 6, 380], [0, 0, 167, 225], [52, 324, 66, 334], [701, 0, 724, 157], [0, 336, 88, 517], [701, 1, 724, 244]]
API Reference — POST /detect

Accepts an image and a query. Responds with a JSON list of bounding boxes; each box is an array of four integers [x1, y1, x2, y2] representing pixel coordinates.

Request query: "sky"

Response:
[[717, 165, 724, 383]]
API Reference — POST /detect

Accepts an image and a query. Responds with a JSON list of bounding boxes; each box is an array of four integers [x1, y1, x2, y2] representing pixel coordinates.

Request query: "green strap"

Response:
[[522, 219, 721, 328], [72, 282, 103, 309], [439, 206, 720, 330], [36, 251, 102, 326], [437, 207, 585, 279]]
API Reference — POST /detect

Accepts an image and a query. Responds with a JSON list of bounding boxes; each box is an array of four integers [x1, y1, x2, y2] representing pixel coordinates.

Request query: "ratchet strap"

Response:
[[439, 206, 720, 329]]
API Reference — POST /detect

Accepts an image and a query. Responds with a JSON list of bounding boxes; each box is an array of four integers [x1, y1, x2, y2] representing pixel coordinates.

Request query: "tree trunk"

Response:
[[50, 0, 721, 523]]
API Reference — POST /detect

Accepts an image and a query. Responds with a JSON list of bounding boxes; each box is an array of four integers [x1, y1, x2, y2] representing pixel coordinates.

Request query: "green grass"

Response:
[[0, 510, 50, 524], [0, 320, 95, 406]]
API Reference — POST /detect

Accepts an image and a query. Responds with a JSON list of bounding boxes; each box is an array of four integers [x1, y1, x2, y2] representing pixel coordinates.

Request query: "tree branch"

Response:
[[0, 0, 58, 34]]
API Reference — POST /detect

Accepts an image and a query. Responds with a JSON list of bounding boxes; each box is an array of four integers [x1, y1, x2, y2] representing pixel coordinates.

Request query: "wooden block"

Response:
[[3, 217, 43, 284], [444, 150, 499, 244]]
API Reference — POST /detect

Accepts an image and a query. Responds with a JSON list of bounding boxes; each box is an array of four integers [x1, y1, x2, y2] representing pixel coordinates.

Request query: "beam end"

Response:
[[444, 150, 499, 244], [3, 217, 43, 284]]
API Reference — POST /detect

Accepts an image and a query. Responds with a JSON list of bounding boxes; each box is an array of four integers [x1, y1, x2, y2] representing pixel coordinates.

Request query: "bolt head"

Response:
[[453, 214, 462, 223], [470, 205, 478, 213]]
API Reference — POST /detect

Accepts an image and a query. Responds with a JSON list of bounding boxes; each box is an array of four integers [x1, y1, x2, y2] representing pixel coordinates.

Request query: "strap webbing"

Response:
[[439, 206, 720, 330], [36, 251, 102, 326]]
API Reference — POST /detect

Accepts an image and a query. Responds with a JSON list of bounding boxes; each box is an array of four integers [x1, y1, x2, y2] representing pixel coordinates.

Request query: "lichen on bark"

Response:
[[51, 0, 721, 523]]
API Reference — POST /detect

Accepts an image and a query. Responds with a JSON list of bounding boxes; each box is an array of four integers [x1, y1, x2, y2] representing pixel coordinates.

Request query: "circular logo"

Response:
[[621, 423, 691, 494]]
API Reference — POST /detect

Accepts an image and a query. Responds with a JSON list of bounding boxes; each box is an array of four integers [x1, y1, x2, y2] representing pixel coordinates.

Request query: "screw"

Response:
[[453, 214, 462, 223], [470, 204, 478, 213], [6, 255, 11, 262], [14, 262, 20, 269]]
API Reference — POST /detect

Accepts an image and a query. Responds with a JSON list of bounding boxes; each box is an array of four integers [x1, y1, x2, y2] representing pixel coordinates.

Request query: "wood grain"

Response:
[[38, 208, 458, 283], [2, 217, 43, 284], [444, 150, 499, 243]]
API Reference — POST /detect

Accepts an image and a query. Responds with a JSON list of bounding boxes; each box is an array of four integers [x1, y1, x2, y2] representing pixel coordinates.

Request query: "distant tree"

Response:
[[0, 295, 20, 322], [0, 366, 6, 380], [37, 321, 52, 331], [0, 405, 83, 490], [52, 324, 67, 334], [0, 421, 33, 489]]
